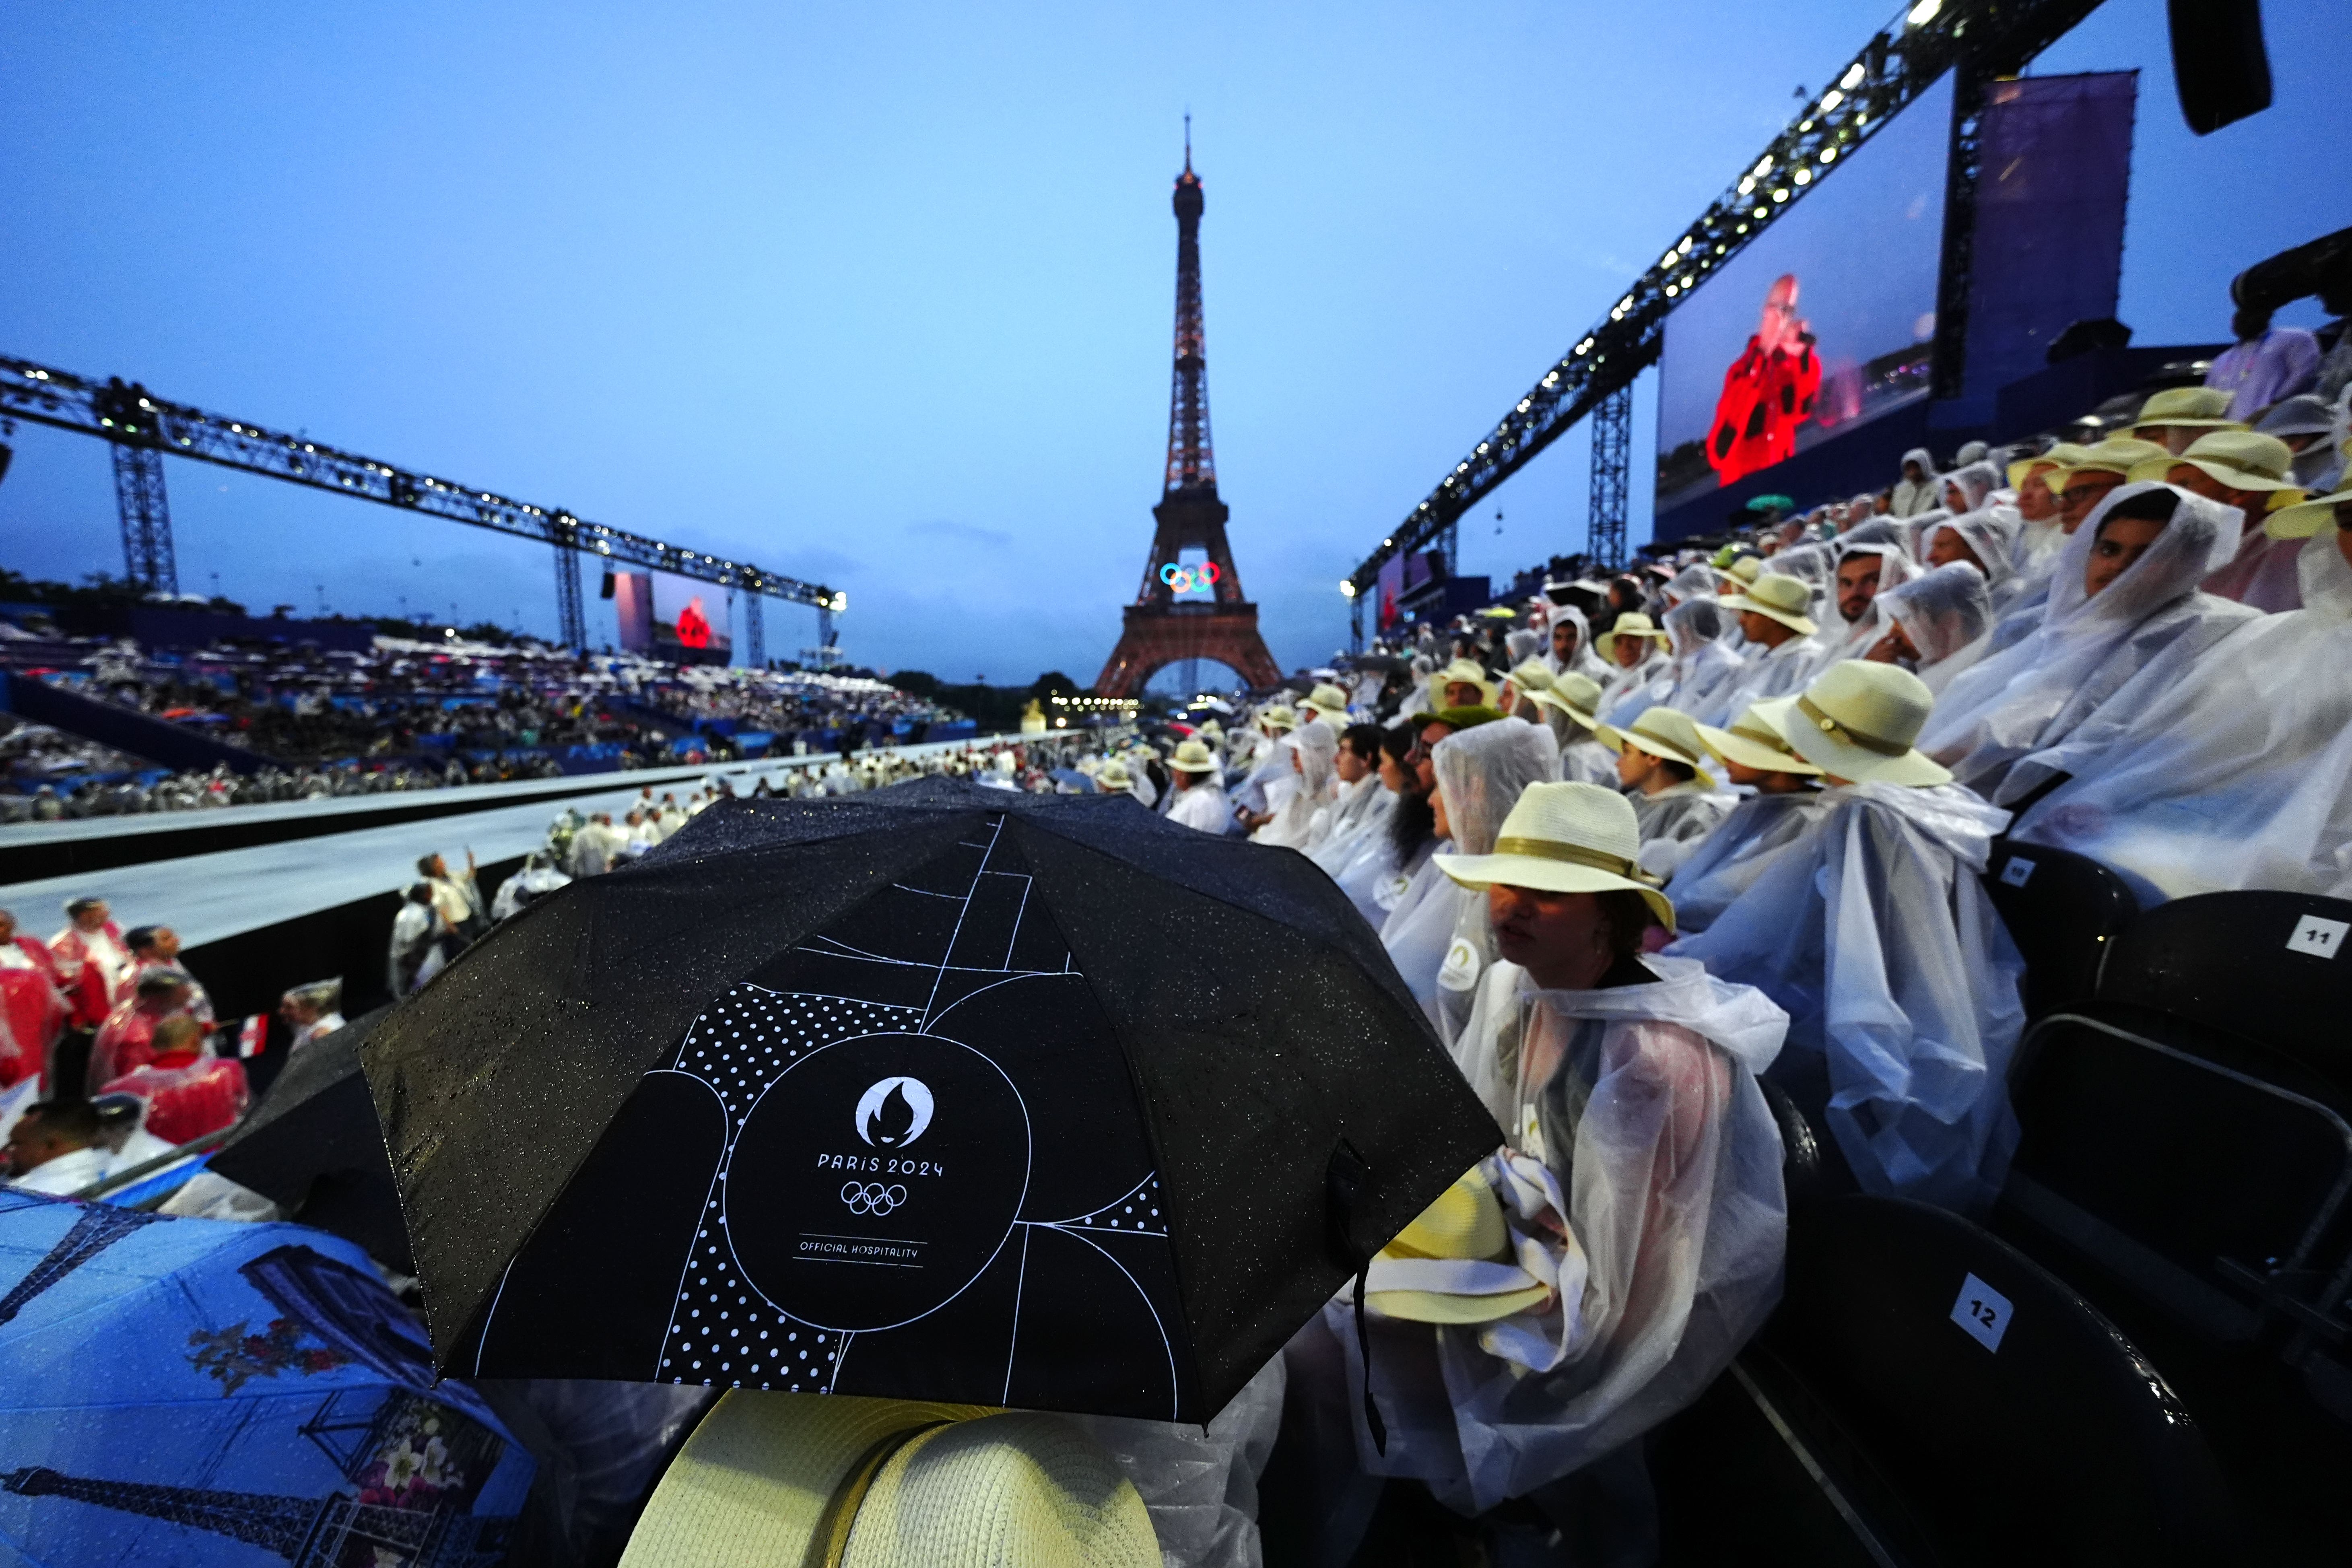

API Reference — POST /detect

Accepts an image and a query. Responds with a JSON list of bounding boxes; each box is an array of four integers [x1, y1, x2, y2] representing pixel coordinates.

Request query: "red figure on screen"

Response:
[[1707, 274, 1820, 487], [675, 595, 713, 649]]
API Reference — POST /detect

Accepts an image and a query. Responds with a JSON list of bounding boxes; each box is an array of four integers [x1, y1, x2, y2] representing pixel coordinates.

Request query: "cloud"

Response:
[[904, 519, 1014, 547]]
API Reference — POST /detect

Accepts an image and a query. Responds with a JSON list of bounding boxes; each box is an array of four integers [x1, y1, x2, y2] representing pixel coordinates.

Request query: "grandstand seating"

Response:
[[1981, 839, 2140, 1019]]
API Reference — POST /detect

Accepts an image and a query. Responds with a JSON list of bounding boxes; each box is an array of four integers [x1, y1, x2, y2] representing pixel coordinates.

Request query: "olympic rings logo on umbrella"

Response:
[[841, 1181, 909, 1216], [1160, 562, 1222, 594]]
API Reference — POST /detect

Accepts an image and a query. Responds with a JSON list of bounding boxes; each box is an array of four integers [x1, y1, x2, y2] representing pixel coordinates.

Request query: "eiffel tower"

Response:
[[1092, 129, 1284, 698]]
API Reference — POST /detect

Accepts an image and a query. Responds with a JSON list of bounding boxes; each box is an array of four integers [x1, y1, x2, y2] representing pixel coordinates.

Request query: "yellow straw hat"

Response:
[[1256, 704, 1298, 732], [1364, 1165, 1552, 1325], [622, 1394, 1158, 1568], [1693, 696, 1824, 777], [2007, 442, 2089, 493], [1593, 612, 1672, 663], [1592, 705, 1718, 789], [2129, 385, 2241, 438], [1721, 572, 1818, 637], [1435, 780, 1674, 930], [1299, 682, 1351, 723], [1436, 659, 1498, 707], [1530, 671, 1604, 731], [1725, 555, 1764, 585], [1166, 739, 1220, 773], [2045, 437, 2171, 492], [1094, 759, 1133, 790], [2125, 429, 2304, 507], [1777, 661, 1950, 787], [2266, 484, 2352, 540]]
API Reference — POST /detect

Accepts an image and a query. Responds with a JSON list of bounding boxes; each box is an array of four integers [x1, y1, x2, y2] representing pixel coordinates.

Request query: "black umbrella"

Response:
[[361, 779, 1497, 1422]]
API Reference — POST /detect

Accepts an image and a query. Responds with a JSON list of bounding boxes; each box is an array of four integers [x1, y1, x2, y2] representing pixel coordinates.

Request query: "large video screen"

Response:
[[614, 570, 732, 657], [1654, 73, 1952, 513]]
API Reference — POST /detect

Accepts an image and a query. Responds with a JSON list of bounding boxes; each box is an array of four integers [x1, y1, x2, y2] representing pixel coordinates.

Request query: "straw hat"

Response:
[[1094, 759, 1133, 790], [2007, 442, 2088, 493], [1364, 1165, 1552, 1325], [1693, 696, 1824, 777], [621, 1393, 1157, 1568], [2130, 385, 2241, 437], [1435, 780, 1674, 930], [1776, 661, 1950, 787], [1593, 612, 1671, 663], [1167, 739, 1220, 774], [1724, 555, 1764, 585], [1593, 705, 1718, 789], [2126, 429, 2304, 505], [1722, 573, 1818, 637], [1536, 671, 1605, 731], [1299, 682, 1351, 723], [1256, 704, 1298, 732], [1507, 659, 1556, 693], [1436, 659, 1497, 707], [2046, 437, 2170, 490], [1406, 704, 1505, 732], [1193, 718, 1222, 740], [2267, 483, 2352, 540]]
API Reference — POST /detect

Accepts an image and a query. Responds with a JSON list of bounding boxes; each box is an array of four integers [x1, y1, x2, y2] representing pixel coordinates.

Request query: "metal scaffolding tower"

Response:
[[1587, 383, 1632, 569]]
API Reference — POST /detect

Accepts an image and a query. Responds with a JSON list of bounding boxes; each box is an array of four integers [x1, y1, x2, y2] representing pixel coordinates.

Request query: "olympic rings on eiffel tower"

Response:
[[1160, 561, 1222, 594]]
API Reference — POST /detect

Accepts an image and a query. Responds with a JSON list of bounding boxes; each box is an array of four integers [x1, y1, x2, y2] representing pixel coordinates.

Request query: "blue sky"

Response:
[[0, 1, 2337, 684]]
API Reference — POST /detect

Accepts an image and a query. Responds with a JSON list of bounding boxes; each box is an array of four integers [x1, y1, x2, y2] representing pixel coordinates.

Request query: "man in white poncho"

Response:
[[1671, 661, 2025, 1212], [1919, 484, 2258, 797], [1380, 717, 1558, 1048], [1669, 697, 1832, 933], [2002, 490, 2352, 902], [1696, 574, 1821, 724], [1163, 740, 1231, 834], [1288, 781, 1787, 1535], [1864, 561, 1996, 694], [1544, 603, 1607, 682], [1804, 540, 1917, 677], [1889, 447, 1940, 517]]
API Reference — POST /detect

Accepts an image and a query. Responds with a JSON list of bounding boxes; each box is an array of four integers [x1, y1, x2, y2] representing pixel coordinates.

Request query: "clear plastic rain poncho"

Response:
[[1837, 516, 1914, 558], [1322, 780, 1419, 928], [1299, 956, 1789, 1514], [1252, 723, 1339, 850], [1873, 561, 1995, 694], [1899, 507, 1951, 563], [1662, 561, 1723, 606], [1505, 628, 1542, 668], [1772, 542, 1839, 626], [1919, 484, 2260, 797], [1670, 781, 2025, 1212], [1938, 460, 2002, 516], [1079, 1356, 1286, 1568], [2003, 523, 2352, 903], [1665, 790, 1835, 933], [1379, 719, 1559, 1045], [1308, 764, 1393, 867], [1924, 509, 2023, 609], [1692, 622, 1822, 727], [1596, 639, 1671, 728], [1658, 600, 1748, 723]]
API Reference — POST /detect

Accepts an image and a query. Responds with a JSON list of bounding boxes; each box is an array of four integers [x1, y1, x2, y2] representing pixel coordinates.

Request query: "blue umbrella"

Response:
[[0, 1191, 535, 1565]]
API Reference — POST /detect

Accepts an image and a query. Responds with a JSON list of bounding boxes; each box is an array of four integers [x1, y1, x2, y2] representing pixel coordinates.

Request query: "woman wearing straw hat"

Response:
[[1668, 697, 1831, 934], [1380, 719, 1559, 1045], [1919, 484, 2257, 797], [1592, 613, 1671, 727], [1999, 483, 2352, 903], [1162, 740, 1230, 834], [1670, 661, 2025, 1211], [1288, 781, 1788, 1535], [2131, 429, 2309, 613], [1593, 706, 1732, 879]]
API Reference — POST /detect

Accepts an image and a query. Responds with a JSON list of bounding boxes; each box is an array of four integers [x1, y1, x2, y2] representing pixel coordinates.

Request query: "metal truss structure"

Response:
[[1, 354, 843, 653], [1344, 0, 2105, 593], [1586, 383, 1633, 569]]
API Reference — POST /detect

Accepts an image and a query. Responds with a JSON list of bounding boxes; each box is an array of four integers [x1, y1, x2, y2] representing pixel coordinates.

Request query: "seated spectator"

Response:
[[2254, 393, 2343, 491], [1657, 600, 1747, 725], [1522, 672, 1617, 787], [1594, 707, 1732, 879], [2007, 444, 2080, 566], [2050, 438, 2170, 535], [1672, 661, 2024, 1209], [1544, 604, 1604, 681], [0, 909, 67, 1090], [2130, 385, 2243, 456], [2003, 483, 2352, 901], [1921, 485, 2257, 796], [1889, 448, 1940, 517], [1671, 698, 1831, 933], [124, 925, 212, 1024], [1230, 706, 1301, 825], [2205, 303, 2321, 420], [1382, 716, 1553, 1044], [97, 1014, 249, 1146], [87, 967, 196, 1086], [1291, 781, 1786, 1527], [1923, 510, 2024, 612], [1594, 615, 1671, 723], [1437, 662, 1498, 711], [1305, 725, 1391, 864], [1252, 722, 1339, 850], [1809, 540, 1916, 672], [1866, 562, 1995, 693], [1163, 740, 1229, 834], [1701, 574, 1822, 722], [279, 979, 346, 1052], [4, 1098, 109, 1195], [1322, 727, 1431, 926], [2131, 430, 2309, 612], [1937, 462, 2002, 518]]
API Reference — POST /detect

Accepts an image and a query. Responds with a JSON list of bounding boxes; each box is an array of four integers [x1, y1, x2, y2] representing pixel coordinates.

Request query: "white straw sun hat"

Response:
[[1777, 661, 1950, 787], [1593, 613, 1671, 664], [1435, 780, 1675, 931], [1721, 572, 1818, 637], [1533, 671, 1605, 731], [1592, 705, 1718, 789], [1299, 683, 1352, 723], [620, 1392, 1160, 1568], [2267, 484, 2352, 540], [1693, 696, 1824, 777], [1166, 739, 1220, 774]]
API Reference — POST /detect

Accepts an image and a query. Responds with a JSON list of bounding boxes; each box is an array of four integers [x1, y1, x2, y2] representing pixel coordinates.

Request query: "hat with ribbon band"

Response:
[[1773, 661, 1950, 787], [1694, 696, 1824, 777], [1435, 780, 1675, 931], [1593, 705, 1719, 790], [1721, 573, 1818, 637]]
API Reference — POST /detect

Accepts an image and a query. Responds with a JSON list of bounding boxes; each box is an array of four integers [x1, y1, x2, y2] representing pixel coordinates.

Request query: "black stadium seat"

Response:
[[1980, 839, 2138, 1018], [1744, 1195, 2236, 1566]]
